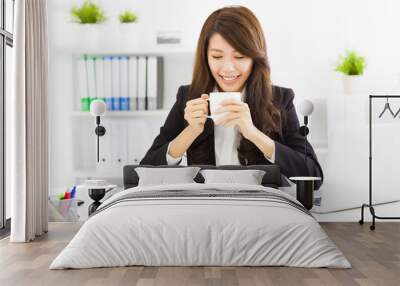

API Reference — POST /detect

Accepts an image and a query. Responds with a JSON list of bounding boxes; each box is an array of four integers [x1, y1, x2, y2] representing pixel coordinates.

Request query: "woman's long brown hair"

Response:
[[188, 6, 282, 165]]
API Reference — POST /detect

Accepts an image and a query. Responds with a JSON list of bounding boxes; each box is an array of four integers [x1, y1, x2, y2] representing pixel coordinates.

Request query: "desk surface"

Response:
[[289, 176, 322, 181]]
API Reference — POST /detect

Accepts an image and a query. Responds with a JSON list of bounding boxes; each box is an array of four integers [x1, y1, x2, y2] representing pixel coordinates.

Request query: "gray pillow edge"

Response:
[[136, 166, 201, 186], [200, 169, 266, 185]]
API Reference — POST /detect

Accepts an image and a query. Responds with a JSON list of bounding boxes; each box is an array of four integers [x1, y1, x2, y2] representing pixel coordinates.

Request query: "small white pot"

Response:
[[342, 75, 362, 94], [69, 22, 117, 53], [118, 23, 139, 51], [69, 23, 102, 52]]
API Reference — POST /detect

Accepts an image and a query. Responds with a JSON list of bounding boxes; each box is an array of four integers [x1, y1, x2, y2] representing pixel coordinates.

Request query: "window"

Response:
[[0, 0, 14, 236]]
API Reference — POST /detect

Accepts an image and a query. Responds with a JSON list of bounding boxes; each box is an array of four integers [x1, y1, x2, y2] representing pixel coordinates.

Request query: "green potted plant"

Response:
[[69, 1, 109, 51], [335, 50, 366, 94], [119, 10, 138, 24], [117, 10, 140, 49], [70, 0, 107, 24]]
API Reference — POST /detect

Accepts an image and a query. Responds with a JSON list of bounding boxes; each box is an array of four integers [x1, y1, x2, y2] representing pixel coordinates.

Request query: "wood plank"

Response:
[[0, 222, 399, 286]]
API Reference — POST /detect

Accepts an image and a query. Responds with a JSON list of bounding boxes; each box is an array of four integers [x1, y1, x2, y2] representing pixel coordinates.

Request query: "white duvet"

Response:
[[50, 183, 350, 269]]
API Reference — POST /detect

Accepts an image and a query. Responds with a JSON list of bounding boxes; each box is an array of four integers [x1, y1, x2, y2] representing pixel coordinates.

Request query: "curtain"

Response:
[[10, 0, 49, 242]]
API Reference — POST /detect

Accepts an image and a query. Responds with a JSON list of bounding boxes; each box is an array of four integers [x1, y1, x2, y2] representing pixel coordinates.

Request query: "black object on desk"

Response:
[[84, 184, 117, 216], [359, 95, 400, 231], [88, 188, 106, 216], [290, 177, 321, 210]]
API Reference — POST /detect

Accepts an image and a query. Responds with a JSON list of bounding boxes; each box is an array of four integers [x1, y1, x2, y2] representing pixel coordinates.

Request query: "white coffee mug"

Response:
[[209, 92, 241, 122]]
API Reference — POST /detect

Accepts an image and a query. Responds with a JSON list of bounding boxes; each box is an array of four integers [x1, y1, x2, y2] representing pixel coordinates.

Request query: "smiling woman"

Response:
[[140, 5, 323, 189]]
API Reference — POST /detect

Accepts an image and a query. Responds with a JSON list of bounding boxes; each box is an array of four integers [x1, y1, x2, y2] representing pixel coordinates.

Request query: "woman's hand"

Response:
[[214, 99, 258, 140], [184, 94, 209, 136]]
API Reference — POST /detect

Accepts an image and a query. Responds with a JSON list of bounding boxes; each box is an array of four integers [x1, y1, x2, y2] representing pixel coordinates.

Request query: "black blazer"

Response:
[[140, 85, 324, 189]]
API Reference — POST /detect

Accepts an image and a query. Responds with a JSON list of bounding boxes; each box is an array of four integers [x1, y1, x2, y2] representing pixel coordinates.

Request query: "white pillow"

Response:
[[200, 169, 266, 185], [135, 167, 201, 186]]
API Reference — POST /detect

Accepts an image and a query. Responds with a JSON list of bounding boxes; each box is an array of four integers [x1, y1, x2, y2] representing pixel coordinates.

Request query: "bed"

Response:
[[50, 165, 350, 269]]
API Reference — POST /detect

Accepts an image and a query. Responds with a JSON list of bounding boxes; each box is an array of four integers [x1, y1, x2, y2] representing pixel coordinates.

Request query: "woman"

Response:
[[140, 6, 323, 189]]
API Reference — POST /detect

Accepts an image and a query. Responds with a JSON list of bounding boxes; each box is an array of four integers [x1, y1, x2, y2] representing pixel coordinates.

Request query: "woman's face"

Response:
[[207, 33, 253, 92]]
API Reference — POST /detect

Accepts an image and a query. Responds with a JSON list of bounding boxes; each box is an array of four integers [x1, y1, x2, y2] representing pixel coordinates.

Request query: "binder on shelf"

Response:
[[86, 55, 96, 99], [119, 56, 129, 110], [111, 56, 120, 110], [128, 56, 138, 111], [147, 56, 164, 110], [77, 57, 89, 111], [103, 56, 113, 111], [137, 56, 147, 110], [127, 120, 149, 164], [96, 119, 113, 174], [94, 56, 104, 101], [111, 121, 128, 172]]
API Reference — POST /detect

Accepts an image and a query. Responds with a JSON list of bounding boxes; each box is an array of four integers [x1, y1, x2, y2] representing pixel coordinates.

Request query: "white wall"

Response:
[[48, 0, 400, 216]]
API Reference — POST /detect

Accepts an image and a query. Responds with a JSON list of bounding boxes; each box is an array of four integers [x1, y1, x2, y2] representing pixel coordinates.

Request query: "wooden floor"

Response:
[[0, 222, 399, 286]]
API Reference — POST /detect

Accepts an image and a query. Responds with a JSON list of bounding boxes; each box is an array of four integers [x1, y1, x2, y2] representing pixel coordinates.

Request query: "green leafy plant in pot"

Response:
[[335, 50, 366, 94], [70, 0, 107, 24], [117, 10, 139, 48], [119, 10, 138, 23], [70, 1, 108, 51]]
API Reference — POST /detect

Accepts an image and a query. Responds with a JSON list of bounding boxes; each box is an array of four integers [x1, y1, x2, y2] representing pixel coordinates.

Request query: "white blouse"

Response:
[[166, 89, 275, 165]]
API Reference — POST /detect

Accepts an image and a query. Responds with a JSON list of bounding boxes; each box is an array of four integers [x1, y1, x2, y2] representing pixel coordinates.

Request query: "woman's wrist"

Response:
[[185, 125, 203, 139], [247, 128, 275, 160], [168, 126, 201, 159]]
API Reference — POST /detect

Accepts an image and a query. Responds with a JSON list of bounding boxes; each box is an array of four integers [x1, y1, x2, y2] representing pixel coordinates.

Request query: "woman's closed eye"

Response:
[[211, 55, 245, 59]]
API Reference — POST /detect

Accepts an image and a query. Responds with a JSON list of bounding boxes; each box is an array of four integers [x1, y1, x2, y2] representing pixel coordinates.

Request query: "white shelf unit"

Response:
[[48, 2, 198, 195], [71, 110, 170, 118], [52, 20, 197, 56], [66, 50, 195, 190], [70, 112, 168, 178]]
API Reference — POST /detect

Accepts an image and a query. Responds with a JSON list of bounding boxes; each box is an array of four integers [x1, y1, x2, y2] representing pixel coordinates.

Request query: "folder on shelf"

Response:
[[111, 56, 120, 110], [128, 56, 138, 111], [96, 118, 113, 174], [103, 56, 113, 110], [137, 56, 147, 110], [119, 56, 129, 110], [94, 56, 104, 100], [76, 57, 88, 111], [87, 56, 96, 98], [127, 119, 150, 164], [147, 56, 164, 110], [111, 121, 128, 171]]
